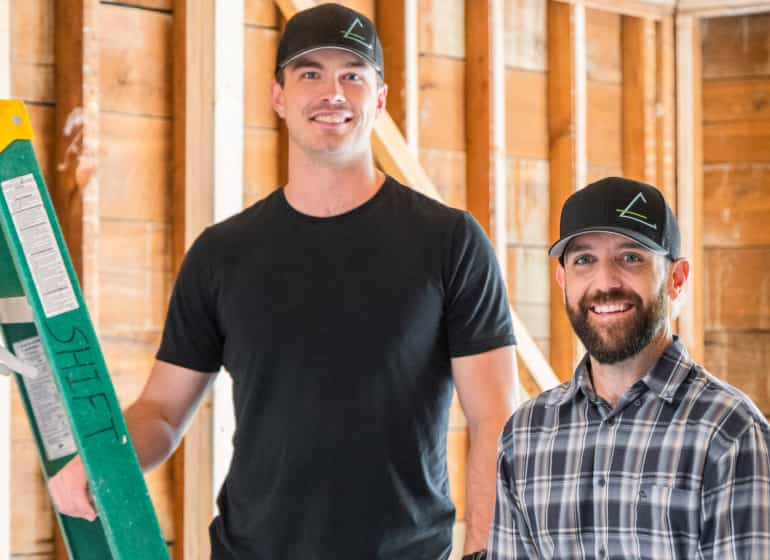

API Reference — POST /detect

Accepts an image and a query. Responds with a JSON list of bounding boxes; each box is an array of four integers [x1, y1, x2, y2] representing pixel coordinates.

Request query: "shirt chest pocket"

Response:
[[636, 483, 700, 557]]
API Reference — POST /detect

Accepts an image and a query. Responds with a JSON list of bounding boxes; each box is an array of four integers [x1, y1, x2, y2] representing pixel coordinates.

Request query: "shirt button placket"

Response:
[[598, 416, 614, 560]]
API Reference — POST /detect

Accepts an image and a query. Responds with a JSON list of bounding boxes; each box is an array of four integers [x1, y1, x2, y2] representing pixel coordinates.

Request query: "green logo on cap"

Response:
[[617, 192, 657, 230], [341, 18, 373, 50]]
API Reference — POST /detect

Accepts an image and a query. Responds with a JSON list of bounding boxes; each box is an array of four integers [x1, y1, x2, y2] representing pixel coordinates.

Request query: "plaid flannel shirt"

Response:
[[489, 337, 770, 559]]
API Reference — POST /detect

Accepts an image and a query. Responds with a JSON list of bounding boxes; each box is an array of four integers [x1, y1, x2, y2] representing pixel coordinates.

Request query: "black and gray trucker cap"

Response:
[[275, 3, 384, 79], [549, 177, 681, 260]]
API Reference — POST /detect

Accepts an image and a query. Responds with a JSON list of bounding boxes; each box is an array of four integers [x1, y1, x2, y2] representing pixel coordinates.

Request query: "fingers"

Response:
[[47, 455, 98, 522]]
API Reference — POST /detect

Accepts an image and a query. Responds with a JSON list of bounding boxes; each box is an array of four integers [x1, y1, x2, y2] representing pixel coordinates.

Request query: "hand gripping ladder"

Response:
[[0, 100, 169, 559]]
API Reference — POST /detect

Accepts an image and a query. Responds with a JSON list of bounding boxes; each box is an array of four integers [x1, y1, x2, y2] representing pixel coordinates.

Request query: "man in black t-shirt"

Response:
[[48, 4, 516, 559]]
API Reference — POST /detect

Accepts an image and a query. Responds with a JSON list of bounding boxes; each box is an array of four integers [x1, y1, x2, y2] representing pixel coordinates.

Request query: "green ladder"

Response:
[[0, 100, 169, 559]]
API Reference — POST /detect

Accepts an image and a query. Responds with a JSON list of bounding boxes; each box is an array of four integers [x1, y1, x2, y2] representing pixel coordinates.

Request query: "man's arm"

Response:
[[47, 359, 216, 521], [487, 422, 535, 560], [452, 345, 516, 555], [699, 421, 770, 559]]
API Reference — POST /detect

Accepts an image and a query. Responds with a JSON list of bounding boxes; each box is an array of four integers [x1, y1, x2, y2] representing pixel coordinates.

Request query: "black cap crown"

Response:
[[275, 3, 384, 79], [549, 177, 681, 260]]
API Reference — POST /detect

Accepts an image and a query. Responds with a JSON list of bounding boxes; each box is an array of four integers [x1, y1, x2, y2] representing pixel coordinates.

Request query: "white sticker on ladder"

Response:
[[0, 173, 79, 318], [14, 336, 76, 461]]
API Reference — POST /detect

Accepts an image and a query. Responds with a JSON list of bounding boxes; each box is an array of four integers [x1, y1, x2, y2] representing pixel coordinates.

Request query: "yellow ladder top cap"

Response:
[[0, 100, 35, 153]]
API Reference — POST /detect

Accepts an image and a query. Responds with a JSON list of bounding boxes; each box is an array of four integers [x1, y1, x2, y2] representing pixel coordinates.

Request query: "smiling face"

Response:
[[557, 232, 677, 364], [270, 48, 387, 166]]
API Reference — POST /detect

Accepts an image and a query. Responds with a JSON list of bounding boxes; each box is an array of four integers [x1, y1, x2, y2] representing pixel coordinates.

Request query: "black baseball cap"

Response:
[[275, 3, 384, 79], [549, 176, 681, 260]]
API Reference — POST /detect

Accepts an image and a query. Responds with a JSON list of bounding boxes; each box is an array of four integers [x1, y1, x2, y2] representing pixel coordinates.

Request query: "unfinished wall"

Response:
[[701, 13, 770, 416], [504, 0, 549, 396], [415, 0, 468, 550], [11, 3, 767, 560], [9, 1, 177, 557], [97, 0, 176, 554]]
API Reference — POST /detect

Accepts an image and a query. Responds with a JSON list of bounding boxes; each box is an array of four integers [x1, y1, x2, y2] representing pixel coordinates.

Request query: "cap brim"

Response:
[[548, 227, 669, 258], [278, 46, 383, 76]]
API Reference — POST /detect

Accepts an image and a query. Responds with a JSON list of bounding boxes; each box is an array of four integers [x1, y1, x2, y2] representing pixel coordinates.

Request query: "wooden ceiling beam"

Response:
[[552, 0, 770, 19], [553, 0, 673, 20], [676, 0, 770, 17]]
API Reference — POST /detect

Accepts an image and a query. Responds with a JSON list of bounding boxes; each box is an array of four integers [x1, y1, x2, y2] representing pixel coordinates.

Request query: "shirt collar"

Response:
[[547, 336, 694, 407], [640, 336, 693, 403]]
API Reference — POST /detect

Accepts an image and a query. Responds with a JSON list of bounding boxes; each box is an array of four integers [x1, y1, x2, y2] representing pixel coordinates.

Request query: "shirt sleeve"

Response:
[[443, 211, 515, 357], [488, 428, 534, 559], [156, 229, 224, 373], [699, 420, 770, 558]]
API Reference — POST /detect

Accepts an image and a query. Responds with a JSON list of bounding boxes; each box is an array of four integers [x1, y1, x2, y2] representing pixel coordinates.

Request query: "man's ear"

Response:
[[556, 262, 567, 305], [271, 79, 286, 119], [375, 82, 388, 116], [668, 258, 689, 300]]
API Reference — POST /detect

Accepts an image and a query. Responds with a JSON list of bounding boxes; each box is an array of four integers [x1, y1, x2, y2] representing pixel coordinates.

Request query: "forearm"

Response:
[[123, 400, 183, 472], [463, 419, 507, 554]]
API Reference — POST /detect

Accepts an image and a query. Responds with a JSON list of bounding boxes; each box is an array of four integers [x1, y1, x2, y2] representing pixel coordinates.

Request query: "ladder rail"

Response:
[[0, 100, 169, 560]]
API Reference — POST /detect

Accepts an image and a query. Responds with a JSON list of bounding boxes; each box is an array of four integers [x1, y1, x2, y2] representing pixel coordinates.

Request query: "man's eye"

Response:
[[623, 253, 643, 263], [343, 72, 361, 81], [302, 71, 319, 79], [574, 255, 593, 265]]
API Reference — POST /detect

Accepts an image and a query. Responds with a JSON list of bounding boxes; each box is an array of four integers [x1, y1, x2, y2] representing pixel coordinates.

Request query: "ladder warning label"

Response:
[[14, 336, 77, 461], [1, 174, 79, 318]]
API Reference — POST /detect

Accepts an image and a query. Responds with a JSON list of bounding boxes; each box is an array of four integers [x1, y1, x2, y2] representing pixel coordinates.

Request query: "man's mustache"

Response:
[[579, 288, 642, 310]]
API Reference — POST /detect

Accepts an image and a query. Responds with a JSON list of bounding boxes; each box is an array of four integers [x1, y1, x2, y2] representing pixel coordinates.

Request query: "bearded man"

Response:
[[488, 177, 770, 559]]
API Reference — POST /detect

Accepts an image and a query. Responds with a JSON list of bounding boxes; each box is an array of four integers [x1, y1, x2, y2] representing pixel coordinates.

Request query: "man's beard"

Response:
[[566, 282, 668, 364]]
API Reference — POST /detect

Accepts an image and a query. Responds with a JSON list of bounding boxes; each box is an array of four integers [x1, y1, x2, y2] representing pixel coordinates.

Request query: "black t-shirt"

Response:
[[157, 176, 515, 559]]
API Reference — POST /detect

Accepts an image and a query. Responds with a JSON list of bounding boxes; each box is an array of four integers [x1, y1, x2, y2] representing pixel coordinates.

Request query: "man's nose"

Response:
[[321, 78, 346, 104], [592, 261, 623, 291]]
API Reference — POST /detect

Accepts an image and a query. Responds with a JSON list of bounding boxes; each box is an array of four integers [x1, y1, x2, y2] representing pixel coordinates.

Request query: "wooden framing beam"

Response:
[[553, 0, 673, 20], [548, 0, 586, 381], [465, 0, 507, 268], [622, 16, 656, 183], [172, 0, 216, 557], [676, 0, 770, 17], [0, 0, 9, 556], [54, 2, 100, 557], [553, 0, 770, 19], [656, 16, 676, 206], [675, 14, 704, 362], [211, 0, 244, 514], [274, 0, 558, 393], [372, 114, 442, 200], [376, 0, 418, 153], [54, 0, 100, 307]]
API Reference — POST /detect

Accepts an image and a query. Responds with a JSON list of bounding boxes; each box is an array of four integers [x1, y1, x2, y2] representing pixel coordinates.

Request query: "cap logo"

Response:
[[616, 192, 657, 230], [341, 18, 374, 50]]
